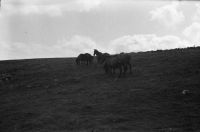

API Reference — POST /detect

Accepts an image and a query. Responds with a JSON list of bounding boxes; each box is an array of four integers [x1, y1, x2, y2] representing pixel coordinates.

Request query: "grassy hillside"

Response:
[[0, 47, 200, 132]]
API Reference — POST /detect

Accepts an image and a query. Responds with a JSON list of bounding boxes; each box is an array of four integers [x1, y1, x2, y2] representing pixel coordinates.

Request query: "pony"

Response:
[[93, 49, 110, 64], [103, 55, 123, 77], [76, 53, 83, 65], [117, 53, 132, 74], [76, 53, 93, 65], [103, 53, 132, 77]]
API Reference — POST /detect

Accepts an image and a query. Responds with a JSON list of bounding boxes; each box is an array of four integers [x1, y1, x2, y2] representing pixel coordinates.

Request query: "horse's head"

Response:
[[93, 49, 99, 56]]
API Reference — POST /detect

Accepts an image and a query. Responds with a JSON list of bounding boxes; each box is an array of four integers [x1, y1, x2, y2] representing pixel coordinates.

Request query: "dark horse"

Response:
[[93, 49, 110, 64], [118, 53, 132, 74], [76, 53, 93, 65], [103, 55, 122, 77], [103, 53, 132, 77]]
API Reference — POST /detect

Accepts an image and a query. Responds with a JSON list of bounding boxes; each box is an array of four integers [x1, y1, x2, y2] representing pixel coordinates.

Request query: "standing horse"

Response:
[[93, 49, 110, 64], [118, 53, 132, 74], [76, 53, 93, 65], [85, 53, 93, 65], [103, 53, 132, 77], [103, 55, 123, 77], [76, 54, 84, 65]]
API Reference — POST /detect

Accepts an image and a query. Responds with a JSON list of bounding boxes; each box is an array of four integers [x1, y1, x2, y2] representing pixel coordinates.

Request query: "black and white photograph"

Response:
[[0, 0, 200, 131]]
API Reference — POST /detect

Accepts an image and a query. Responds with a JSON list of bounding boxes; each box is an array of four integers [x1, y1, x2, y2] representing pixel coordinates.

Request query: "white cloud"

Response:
[[182, 4, 200, 44], [193, 4, 200, 22], [150, 2, 185, 28], [1, 0, 105, 17], [1, 4, 63, 17], [0, 35, 99, 60], [109, 34, 189, 54], [76, 0, 103, 12], [55, 35, 99, 56], [0, 12, 10, 45], [183, 22, 200, 44], [1, 33, 195, 60], [0, 42, 11, 60]]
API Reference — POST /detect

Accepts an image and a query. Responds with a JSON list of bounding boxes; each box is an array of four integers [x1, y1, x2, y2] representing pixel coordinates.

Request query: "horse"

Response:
[[76, 53, 93, 65], [93, 49, 110, 64], [85, 53, 93, 65], [103, 55, 123, 77], [103, 53, 132, 77], [76, 53, 83, 65], [117, 53, 132, 74]]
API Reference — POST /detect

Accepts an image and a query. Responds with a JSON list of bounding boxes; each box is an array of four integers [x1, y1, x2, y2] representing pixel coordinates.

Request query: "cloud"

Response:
[[55, 35, 99, 56], [150, 2, 185, 28], [193, 4, 200, 22], [0, 35, 99, 60], [183, 4, 200, 44], [1, 33, 195, 60], [76, 0, 103, 12], [1, 0, 105, 17], [0, 42, 11, 60], [1, 4, 63, 17], [109, 34, 189, 54], [183, 22, 200, 44]]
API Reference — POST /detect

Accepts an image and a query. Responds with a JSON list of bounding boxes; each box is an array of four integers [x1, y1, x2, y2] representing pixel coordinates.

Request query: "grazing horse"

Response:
[[118, 53, 132, 74], [76, 53, 83, 65], [103, 53, 132, 77], [76, 53, 93, 65], [93, 49, 110, 64], [103, 55, 122, 77]]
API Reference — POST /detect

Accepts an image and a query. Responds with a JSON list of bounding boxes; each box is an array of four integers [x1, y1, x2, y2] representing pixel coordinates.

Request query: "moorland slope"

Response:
[[0, 47, 200, 132]]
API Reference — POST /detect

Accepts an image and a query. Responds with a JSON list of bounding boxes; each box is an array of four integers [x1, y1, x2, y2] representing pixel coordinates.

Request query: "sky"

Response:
[[0, 0, 200, 60]]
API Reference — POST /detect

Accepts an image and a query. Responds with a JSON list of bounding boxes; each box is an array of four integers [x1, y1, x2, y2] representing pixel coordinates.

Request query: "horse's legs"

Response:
[[108, 67, 111, 74], [123, 64, 128, 75], [104, 65, 109, 74], [118, 66, 122, 78], [129, 63, 132, 74], [113, 67, 116, 74]]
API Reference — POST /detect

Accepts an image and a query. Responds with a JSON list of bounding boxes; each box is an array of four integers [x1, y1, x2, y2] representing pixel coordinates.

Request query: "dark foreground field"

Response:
[[0, 47, 200, 132]]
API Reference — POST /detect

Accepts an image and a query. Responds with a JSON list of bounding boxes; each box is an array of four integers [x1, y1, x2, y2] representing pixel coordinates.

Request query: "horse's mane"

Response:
[[94, 49, 103, 56]]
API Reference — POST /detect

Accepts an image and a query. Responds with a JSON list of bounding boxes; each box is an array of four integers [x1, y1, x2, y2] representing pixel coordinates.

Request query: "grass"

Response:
[[0, 47, 200, 132]]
